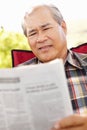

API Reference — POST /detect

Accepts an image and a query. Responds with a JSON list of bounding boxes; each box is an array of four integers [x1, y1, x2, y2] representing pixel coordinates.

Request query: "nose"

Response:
[[36, 32, 47, 43]]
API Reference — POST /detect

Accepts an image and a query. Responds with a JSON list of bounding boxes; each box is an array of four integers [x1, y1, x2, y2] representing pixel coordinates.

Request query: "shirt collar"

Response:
[[65, 50, 87, 69], [37, 50, 87, 69]]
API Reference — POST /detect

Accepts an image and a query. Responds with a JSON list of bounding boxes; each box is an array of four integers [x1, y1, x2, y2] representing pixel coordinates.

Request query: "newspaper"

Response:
[[0, 59, 73, 130]]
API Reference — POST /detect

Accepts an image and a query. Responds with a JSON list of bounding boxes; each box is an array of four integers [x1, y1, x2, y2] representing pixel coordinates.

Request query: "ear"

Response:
[[61, 20, 67, 34]]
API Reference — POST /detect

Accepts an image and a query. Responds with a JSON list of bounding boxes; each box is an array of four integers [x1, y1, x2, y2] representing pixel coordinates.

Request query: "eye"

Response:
[[43, 27, 50, 30], [28, 32, 37, 37], [43, 27, 53, 31]]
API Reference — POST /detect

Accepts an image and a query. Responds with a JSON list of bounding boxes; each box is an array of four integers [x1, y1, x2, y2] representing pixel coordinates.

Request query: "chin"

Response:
[[38, 53, 57, 62], [41, 57, 55, 63]]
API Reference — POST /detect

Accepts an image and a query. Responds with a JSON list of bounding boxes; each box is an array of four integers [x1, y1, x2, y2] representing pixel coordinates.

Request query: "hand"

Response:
[[52, 114, 87, 130]]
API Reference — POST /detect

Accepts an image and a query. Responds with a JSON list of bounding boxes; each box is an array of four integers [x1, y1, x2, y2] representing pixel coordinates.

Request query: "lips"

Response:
[[38, 45, 52, 51]]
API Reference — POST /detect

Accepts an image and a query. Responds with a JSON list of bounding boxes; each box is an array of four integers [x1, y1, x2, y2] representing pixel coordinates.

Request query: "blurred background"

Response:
[[0, 0, 87, 68]]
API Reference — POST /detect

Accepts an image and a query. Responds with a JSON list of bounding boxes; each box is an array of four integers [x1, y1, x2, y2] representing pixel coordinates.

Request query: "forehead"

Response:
[[25, 7, 57, 29]]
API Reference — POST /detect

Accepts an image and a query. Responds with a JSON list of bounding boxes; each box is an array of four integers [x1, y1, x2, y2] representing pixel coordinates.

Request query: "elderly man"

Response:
[[21, 4, 87, 130]]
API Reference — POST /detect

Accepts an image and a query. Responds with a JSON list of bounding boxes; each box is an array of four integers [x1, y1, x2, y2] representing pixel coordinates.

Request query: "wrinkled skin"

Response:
[[25, 6, 67, 62]]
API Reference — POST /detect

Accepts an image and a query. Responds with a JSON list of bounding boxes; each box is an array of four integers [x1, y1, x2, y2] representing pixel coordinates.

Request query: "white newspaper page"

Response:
[[0, 59, 73, 130]]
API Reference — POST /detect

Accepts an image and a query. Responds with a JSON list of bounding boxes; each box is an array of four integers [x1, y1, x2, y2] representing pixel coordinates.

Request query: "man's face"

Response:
[[25, 7, 67, 62]]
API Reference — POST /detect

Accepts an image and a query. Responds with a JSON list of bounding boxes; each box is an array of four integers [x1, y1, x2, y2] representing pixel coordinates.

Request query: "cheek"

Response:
[[55, 31, 66, 45], [28, 39, 36, 49]]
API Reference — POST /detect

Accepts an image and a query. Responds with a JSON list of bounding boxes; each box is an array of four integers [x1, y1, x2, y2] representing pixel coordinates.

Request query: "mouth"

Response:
[[38, 45, 52, 51]]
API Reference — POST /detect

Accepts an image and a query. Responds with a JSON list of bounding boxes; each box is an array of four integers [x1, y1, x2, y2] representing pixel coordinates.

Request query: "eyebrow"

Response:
[[28, 23, 52, 34], [40, 23, 51, 28]]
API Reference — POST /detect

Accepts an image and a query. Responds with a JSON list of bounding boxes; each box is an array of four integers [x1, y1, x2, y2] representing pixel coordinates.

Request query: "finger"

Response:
[[62, 125, 86, 130], [54, 114, 86, 129]]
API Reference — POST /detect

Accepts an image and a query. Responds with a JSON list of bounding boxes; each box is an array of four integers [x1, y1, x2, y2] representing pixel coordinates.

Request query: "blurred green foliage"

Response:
[[0, 27, 30, 68]]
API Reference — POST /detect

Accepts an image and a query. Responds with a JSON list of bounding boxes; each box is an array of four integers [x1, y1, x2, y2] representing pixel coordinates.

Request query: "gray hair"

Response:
[[22, 4, 64, 36]]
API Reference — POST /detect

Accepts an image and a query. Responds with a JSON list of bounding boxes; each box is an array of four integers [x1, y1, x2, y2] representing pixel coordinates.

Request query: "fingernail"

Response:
[[54, 123, 60, 129]]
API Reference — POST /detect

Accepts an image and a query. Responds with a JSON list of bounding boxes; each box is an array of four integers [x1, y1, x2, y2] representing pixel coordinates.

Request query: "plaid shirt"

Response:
[[65, 50, 87, 114], [19, 50, 87, 114]]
